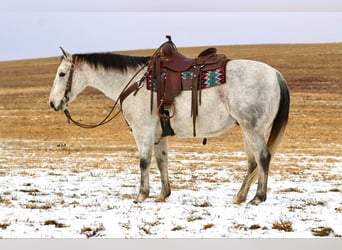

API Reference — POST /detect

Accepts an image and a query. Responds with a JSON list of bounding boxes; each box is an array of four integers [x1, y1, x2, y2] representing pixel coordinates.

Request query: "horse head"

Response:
[[49, 47, 86, 111]]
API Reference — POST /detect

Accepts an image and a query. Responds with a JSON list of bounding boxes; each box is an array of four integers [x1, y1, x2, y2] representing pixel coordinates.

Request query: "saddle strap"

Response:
[[164, 69, 182, 105], [191, 65, 202, 137], [151, 56, 164, 114]]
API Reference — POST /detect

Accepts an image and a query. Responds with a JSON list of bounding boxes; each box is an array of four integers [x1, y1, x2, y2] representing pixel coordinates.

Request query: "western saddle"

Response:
[[147, 35, 229, 137]]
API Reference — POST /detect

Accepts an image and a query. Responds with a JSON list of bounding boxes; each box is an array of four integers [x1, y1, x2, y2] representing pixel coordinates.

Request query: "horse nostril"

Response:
[[50, 101, 56, 110]]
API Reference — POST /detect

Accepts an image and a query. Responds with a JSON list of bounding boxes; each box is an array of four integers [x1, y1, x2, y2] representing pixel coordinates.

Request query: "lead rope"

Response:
[[63, 63, 148, 129]]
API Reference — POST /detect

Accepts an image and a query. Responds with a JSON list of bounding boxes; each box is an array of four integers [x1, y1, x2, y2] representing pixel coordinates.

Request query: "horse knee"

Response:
[[140, 158, 150, 171]]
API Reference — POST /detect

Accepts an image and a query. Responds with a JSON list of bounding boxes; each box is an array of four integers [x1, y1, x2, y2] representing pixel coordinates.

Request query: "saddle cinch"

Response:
[[147, 35, 229, 137]]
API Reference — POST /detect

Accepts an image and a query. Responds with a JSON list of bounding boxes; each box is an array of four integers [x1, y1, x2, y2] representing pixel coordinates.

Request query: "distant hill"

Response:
[[1, 43, 341, 94]]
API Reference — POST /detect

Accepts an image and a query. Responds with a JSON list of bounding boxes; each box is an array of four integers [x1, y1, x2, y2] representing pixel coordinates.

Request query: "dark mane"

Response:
[[73, 53, 151, 72]]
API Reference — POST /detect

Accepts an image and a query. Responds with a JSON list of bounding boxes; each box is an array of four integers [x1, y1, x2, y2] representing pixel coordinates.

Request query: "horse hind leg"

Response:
[[154, 137, 171, 202], [233, 131, 271, 205], [232, 135, 258, 204], [248, 134, 271, 205], [249, 145, 271, 205]]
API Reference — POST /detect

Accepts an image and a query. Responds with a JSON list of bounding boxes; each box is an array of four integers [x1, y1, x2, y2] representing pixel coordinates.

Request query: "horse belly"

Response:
[[171, 89, 237, 138]]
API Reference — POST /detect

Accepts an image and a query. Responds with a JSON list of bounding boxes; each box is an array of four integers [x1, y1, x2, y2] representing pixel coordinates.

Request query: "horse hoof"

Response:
[[134, 193, 148, 203], [155, 196, 167, 202], [232, 196, 245, 205], [248, 197, 264, 205], [133, 199, 141, 204]]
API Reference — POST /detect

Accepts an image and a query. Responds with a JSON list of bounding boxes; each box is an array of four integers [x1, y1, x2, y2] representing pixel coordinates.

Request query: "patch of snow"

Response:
[[0, 140, 341, 238]]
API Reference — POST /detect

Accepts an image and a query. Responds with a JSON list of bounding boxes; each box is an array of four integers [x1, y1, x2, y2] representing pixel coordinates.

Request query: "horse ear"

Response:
[[59, 47, 70, 59]]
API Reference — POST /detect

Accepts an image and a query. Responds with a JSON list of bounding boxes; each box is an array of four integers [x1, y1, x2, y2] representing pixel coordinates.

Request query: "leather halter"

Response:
[[62, 56, 76, 107]]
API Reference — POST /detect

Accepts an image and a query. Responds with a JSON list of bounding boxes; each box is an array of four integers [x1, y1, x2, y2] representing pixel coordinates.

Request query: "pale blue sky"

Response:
[[1, 1, 341, 61], [2, 0, 341, 12]]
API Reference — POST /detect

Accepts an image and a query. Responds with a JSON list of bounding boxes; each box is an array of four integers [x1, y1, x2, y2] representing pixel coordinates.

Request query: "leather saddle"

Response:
[[147, 35, 229, 137]]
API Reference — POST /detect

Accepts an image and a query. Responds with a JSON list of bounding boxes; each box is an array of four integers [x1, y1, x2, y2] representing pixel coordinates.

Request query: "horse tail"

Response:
[[267, 72, 290, 157]]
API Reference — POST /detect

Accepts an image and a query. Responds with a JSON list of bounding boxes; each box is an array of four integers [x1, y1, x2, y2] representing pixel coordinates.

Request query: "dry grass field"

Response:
[[0, 43, 341, 238], [1, 43, 341, 154]]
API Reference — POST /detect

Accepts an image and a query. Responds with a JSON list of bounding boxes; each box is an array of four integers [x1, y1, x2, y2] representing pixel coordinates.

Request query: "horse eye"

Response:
[[59, 72, 66, 77]]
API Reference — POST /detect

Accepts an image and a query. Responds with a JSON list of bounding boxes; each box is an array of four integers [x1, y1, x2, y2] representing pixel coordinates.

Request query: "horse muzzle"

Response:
[[49, 101, 60, 111], [49, 99, 67, 112]]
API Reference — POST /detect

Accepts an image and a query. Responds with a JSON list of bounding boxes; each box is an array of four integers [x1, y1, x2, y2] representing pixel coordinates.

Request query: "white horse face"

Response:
[[49, 48, 86, 111]]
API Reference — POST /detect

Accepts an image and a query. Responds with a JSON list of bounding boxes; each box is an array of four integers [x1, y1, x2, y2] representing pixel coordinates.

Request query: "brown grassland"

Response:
[[0, 43, 341, 160]]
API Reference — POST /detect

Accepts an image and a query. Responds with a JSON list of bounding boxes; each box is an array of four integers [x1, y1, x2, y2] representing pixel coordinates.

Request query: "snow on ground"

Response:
[[0, 139, 341, 238]]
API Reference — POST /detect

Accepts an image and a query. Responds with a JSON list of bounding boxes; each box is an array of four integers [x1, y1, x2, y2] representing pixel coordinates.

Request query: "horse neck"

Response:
[[79, 63, 139, 101]]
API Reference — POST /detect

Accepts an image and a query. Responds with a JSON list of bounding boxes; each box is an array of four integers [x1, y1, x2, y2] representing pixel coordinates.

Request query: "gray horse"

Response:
[[49, 47, 289, 205]]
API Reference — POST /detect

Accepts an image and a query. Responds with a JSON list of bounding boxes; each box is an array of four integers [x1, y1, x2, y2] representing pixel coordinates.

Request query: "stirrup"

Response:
[[158, 101, 175, 120]]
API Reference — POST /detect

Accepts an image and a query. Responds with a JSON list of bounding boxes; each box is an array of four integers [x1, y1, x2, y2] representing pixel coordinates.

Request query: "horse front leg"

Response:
[[154, 137, 171, 202], [134, 140, 153, 203], [134, 157, 152, 203]]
